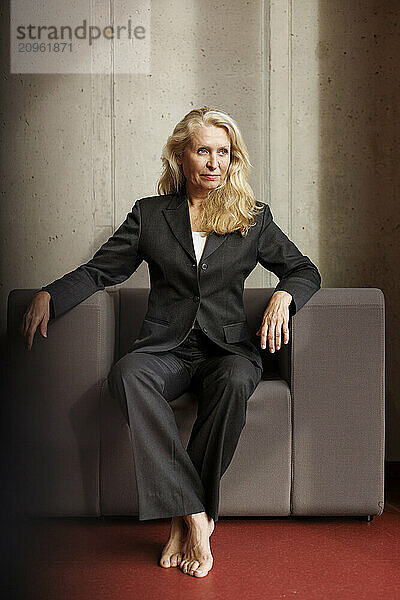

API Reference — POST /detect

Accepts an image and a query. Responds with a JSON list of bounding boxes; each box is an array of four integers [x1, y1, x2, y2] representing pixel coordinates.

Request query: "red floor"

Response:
[[4, 475, 400, 600]]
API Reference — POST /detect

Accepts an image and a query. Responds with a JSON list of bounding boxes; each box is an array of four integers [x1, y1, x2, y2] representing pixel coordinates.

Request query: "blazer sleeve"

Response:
[[257, 203, 321, 316], [41, 200, 143, 319]]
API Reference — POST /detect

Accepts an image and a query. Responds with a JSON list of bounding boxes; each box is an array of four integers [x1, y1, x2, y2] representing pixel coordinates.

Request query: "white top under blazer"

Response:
[[191, 231, 207, 330]]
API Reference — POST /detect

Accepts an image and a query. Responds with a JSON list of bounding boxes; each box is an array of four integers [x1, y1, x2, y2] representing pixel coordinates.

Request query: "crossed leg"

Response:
[[107, 344, 262, 578], [176, 354, 261, 576]]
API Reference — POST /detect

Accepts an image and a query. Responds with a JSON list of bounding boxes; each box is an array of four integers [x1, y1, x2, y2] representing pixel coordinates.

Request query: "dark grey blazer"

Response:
[[42, 190, 321, 370]]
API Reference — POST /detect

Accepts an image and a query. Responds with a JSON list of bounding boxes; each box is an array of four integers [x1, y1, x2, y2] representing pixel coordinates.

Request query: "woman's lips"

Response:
[[201, 175, 219, 178]]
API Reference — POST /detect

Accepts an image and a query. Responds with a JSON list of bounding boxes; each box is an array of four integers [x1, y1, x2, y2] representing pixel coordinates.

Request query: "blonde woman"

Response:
[[21, 107, 321, 578]]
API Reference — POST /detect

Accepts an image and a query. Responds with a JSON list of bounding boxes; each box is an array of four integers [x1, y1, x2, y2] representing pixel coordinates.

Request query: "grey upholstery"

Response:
[[6, 287, 385, 519]]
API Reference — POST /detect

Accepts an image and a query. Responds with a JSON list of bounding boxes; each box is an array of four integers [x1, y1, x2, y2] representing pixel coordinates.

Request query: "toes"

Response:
[[170, 552, 182, 567], [193, 567, 207, 577], [181, 560, 190, 574], [188, 560, 200, 575], [180, 558, 209, 577], [182, 559, 203, 577], [159, 556, 171, 568], [187, 560, 194, 574]]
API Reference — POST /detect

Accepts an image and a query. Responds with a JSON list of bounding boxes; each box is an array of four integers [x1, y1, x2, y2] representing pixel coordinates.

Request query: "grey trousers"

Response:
[[107, 328, 263, 523]]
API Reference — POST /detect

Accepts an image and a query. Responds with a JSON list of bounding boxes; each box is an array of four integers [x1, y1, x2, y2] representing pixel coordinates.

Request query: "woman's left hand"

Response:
[[256, 291, 293, 353]]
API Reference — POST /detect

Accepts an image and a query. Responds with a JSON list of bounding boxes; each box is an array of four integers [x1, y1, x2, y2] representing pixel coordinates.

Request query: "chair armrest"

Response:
[[6, 288, 116, 516], [287, 288, 385, 516]]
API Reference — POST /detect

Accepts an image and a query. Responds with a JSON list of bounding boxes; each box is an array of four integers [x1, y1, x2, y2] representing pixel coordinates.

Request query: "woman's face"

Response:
[[177, 125, 231, 197]]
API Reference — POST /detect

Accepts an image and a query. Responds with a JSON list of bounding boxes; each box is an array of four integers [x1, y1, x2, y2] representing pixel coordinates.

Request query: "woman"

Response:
[[21, 107, 321, 578]]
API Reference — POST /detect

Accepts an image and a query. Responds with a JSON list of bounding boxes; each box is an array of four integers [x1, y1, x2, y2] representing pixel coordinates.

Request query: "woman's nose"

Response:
[[207, 154, 218, 168]]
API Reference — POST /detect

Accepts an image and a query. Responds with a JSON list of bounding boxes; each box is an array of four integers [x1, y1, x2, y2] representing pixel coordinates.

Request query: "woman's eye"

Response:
[[197, 148, 229, 155]]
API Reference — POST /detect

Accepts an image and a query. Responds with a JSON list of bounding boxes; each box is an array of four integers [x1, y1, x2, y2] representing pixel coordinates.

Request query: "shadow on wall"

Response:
[[317, 1, 400, 460]]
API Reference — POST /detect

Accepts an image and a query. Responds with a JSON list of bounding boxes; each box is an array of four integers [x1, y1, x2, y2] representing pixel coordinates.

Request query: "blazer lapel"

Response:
[[162, 191, 228, 262], [202, 230, 228, 261]]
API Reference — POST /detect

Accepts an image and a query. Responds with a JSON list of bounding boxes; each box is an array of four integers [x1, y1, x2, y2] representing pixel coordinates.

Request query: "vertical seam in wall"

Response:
[[260, 0, 265, 206], [90, 0, 95, 256], [110, 0, 116, 232], [261, 0, 268, 208], [265, 0, 272, 288], [288, 0, 293, 238]]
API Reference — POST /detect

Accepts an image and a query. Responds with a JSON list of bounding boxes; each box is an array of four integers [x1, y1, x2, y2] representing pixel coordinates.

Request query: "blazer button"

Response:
[[203, 327, 208, 333], [192, 263, 197, 268], [201, 263, 208, 270], [193, 295, 200, 302]]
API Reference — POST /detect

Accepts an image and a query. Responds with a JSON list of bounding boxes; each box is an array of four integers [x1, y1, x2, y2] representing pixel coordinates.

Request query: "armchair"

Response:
[[6, 287, 385, 521]]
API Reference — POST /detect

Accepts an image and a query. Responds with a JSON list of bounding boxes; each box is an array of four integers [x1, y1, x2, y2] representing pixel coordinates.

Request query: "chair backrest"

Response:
[[114, 287, 280, 374]]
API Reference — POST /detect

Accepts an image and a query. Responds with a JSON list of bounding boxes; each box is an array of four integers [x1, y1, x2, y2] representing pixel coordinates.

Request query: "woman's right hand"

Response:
[[21, 291, 51, 351]]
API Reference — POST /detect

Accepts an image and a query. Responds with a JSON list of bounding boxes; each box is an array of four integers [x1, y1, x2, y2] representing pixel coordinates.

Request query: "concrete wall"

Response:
[[1, 1, 399, 459]]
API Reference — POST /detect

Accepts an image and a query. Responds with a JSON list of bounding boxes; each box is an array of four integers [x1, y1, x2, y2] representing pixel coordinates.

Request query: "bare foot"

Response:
[[159, 516, 188, 568], [179, 511, 215, 578]]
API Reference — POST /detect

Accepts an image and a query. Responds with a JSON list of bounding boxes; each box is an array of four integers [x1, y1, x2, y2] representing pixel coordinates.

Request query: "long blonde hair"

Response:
[[157, 107, 264, 236]]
